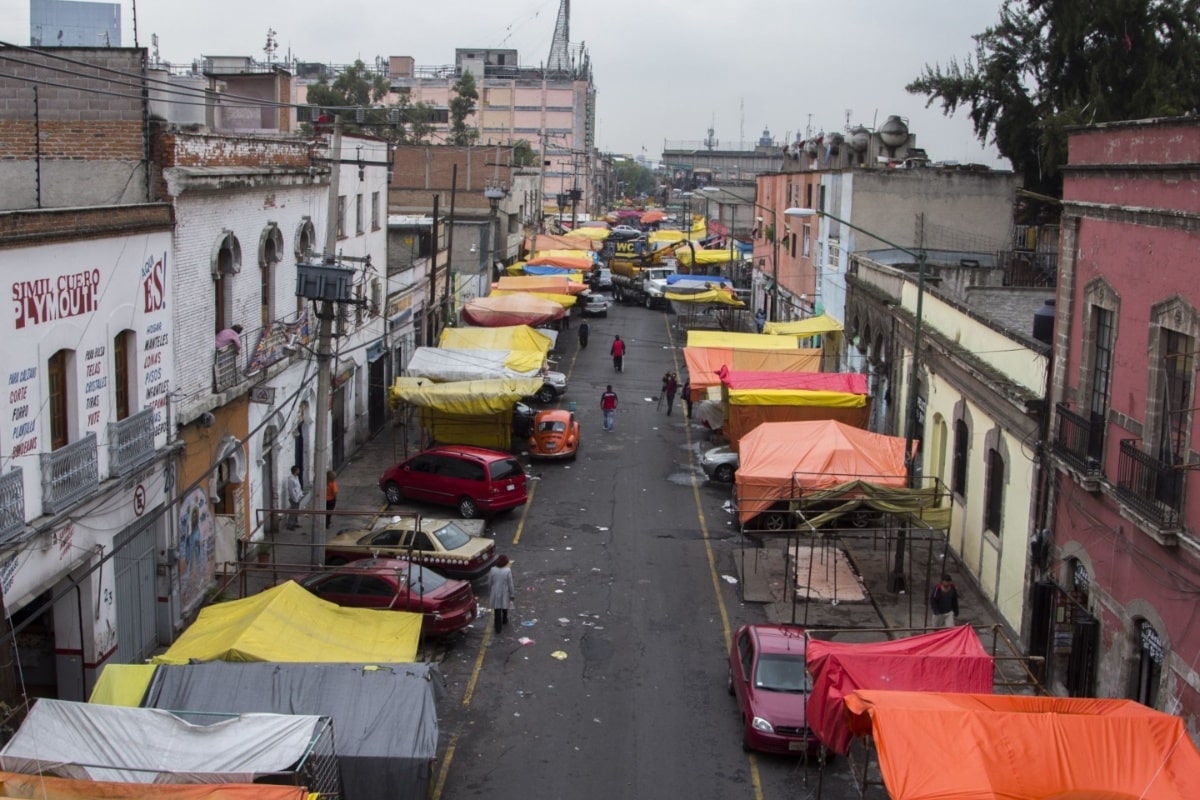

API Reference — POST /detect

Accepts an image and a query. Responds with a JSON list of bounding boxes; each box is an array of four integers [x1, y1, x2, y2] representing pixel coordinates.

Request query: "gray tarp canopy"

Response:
[[0, 698, 324, 784], [143, 661, 443, 800]]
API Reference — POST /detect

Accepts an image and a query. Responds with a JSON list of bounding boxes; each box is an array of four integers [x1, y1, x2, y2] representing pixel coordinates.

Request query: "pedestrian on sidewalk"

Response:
[[611, 335, 626, 372], [489, 555, 515, 634], [930, 573, 960, 628], [325, 469, 338, 529], [664, 372, 679, 416], [578, 321, 589, 349], [682, 377, 692, 419], [600, 384, 618, 431], [286, 466, 303, 529]]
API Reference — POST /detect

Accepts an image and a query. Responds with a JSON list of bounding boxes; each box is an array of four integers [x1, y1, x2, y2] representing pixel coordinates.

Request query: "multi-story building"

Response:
[[1044, 116, 1200, 736]]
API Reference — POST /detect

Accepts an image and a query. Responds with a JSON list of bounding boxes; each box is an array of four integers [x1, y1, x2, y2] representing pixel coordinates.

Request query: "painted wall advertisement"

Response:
[[178, 487, 216, 611]]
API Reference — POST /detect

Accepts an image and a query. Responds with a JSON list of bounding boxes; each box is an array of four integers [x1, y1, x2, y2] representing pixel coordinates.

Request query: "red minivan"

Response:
[[380, 445, 528, 519]]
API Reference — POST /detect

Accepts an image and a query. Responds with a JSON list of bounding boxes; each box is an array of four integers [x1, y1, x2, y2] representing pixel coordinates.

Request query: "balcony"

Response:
[[0, 468, 25, 543], [40, 433, 98, 515], [1116, 439, 1182, 533], [1052, 403, 1103, 486], [108, 409, 156, 477], [213, 328, 250, 393]]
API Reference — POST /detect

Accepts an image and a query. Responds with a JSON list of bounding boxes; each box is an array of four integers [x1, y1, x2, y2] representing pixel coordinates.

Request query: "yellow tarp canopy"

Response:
[[89, 663, 158, 706], [675, 248, 738, 267], [665, 289, 745, 307], [0, 772, 308, 800], [687, 331, 801, 350], [649, 229, 685, 245], [439, 325, 553, 372], [562, 227, 609, 241], [730, 389, 867, 407], [763, 314, 844, 337], [390, 377, 545, 413], [154, 581, 421, 665], [490, 290, 577, 308]]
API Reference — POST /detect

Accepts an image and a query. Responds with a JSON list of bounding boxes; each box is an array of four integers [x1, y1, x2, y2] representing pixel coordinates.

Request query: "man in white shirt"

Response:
[[286, 466, 303, 529]]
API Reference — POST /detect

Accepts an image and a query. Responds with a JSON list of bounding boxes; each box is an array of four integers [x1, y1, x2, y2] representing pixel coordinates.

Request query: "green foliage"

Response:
[[448, 70, 480, 146], [612, 159, 655, 198], [511, 139, 537, 167], [907, 0, 1200, 196]]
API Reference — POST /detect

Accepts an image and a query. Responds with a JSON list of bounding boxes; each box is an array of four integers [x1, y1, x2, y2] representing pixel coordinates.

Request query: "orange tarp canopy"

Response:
[[843, 690, 1200, 800], [462, 294, 565, 327], [527, 254, 594, 271], [683, 348, 822, 398], [495, 276, 588, 295], [719, 369, 871, 450], [734, 420, 908, 523], [0, 771, 308, 799]]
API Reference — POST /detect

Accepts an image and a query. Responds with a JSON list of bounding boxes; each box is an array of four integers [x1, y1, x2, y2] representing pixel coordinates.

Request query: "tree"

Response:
[[612, 159, 655, 199], [908, 0, 1200, 196], [510, 139, 537, 167], [448, 70, 479, 146], [305, 60, 392, 135]]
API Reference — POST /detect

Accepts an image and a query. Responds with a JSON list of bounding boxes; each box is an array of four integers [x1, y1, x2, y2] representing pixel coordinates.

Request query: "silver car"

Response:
[[701, 445, 738, 482]]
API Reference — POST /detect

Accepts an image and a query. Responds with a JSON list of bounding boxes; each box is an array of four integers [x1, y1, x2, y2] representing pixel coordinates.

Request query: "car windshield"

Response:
[[404, 565, 448, 592], [431, 521, 472, 550], [754, 654, 811, 693], [538, 420, 567, 433]]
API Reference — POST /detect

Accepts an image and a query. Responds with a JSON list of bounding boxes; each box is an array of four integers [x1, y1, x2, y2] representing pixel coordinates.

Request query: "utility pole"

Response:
[[443, 164, 458, 330], [309, 115, 342, 568]]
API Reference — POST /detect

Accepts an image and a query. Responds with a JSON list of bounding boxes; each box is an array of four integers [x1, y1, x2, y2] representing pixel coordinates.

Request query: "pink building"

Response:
[[1045, 117, 1200, 738]]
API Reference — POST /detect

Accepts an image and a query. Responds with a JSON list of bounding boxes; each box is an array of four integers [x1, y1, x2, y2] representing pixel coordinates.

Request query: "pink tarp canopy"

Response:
[[805, 626, 993, 755], [461, 294, 565, 327]]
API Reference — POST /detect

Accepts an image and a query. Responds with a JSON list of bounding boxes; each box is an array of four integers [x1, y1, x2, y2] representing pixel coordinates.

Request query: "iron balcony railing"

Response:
[[0, 468, 25, 542], [108, 408, 155, 477], [1115, 439, 1182, 530], [40, 432, 98, 515], [213, 328, 250, 393], [1052, 403, 1104, 476]]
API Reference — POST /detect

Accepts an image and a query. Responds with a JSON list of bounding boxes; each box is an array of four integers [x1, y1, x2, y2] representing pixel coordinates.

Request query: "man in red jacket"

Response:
[[600, 385, 618, 431], [610, 335, 626, 372]]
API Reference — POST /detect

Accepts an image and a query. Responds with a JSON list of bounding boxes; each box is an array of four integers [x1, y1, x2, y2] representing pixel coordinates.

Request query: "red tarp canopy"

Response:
[[461, 294, 565, 327], [844, 690, 1200, 800], [734, 420, 909, 523], [805, 626, 993, 755]]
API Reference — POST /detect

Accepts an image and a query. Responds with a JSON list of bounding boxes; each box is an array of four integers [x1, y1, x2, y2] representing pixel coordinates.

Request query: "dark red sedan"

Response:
[[727, 624, 820, 756], [297, 558, 479, 636]]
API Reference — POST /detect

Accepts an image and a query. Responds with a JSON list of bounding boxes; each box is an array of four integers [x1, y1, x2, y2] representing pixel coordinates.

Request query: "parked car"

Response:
[[588, 267, 613, 291], [325, 517, 498, 579], [701, 445, 738, 482], [582, 294, 609, 317], [297, 558, 478, 636], [529, 369, 568, 404], [610, 224, 643, 239], [744, 499, 880, 532], [527, 408, 580, 460], [379, 445, 528, 518], [728, 624, 820, 756]]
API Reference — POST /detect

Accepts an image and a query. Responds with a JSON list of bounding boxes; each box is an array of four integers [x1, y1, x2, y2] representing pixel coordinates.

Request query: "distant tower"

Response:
[[704, 118, 718, 151], [547, 0, 571, 71]]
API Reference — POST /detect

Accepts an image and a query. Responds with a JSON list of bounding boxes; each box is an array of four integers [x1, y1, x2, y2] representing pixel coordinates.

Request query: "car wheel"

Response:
[[536, 385, 556, 404], [383, 482, 402, 505], [458, 496, 479, 519], [644, 294, 652, 309], [851, 510, 873, 528], [761, 512, 788, 532], [714, 464, 735, 483], [727, 666, 735, 696]]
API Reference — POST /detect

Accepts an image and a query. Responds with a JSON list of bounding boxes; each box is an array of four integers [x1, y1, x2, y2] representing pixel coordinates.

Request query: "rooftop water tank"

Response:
[[879, 115, 909, 148], [1032, 298, 1056, 345], [847, 126, 870, 153]]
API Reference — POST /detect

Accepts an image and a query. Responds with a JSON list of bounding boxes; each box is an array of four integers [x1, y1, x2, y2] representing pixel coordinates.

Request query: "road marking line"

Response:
[[666, 314, 763, 799]]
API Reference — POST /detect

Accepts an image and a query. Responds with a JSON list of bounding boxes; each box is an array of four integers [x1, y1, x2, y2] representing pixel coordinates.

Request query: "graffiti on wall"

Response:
[[178, 487, 216, 610]]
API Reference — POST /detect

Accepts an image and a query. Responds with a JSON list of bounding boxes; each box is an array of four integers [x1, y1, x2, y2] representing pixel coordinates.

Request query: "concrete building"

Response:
[[1043, 116, 1200, 737]]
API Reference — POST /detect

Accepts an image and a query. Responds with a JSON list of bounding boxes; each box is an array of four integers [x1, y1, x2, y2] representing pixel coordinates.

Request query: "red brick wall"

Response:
[[0, 204, 173, 248]]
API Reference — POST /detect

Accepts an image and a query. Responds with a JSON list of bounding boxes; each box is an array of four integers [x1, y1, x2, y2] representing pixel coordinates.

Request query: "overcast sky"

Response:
[[5, 0, 1009, 168]]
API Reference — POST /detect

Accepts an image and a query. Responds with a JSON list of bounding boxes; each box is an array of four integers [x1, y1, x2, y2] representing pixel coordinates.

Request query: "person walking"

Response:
[[578, 321, 589, 349], [600, 384, 618, 432], [285, 465, 303, 529], [930, 573, 960, 628], [682, 377, 693, 419], [611, 335, 626, 372], [664, 372, 679, 416], [488, 555, 515, 634], [325, 469, 338, 529]]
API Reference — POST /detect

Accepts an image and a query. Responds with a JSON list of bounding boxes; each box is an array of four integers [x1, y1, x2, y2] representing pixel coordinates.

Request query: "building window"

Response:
[[295, 217, 316, 262], [355, 194, 364, 235], [1090, 306, 1114, 419], [48, 349, 72, 450], [337, 196, 347, 239], [802, 225, 811, 258], [1133, 619, 1163, 708], [952, 418, 969, 497], [1158, 328, 1192, 467], [213, 232, 241, 333], [984, 447, 1004, 533], [260, 224, 283, 329], [113, 330, 135, 421], [371, 191, 381, 231]]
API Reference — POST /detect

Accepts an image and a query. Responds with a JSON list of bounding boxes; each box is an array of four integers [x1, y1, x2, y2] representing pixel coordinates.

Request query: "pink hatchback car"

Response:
[[727, 624, 821, 756]]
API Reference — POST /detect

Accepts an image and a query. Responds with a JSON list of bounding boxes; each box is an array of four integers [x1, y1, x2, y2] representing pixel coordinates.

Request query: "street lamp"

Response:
[[786, 207, 928, 592], [702, 186, 780, 322]]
